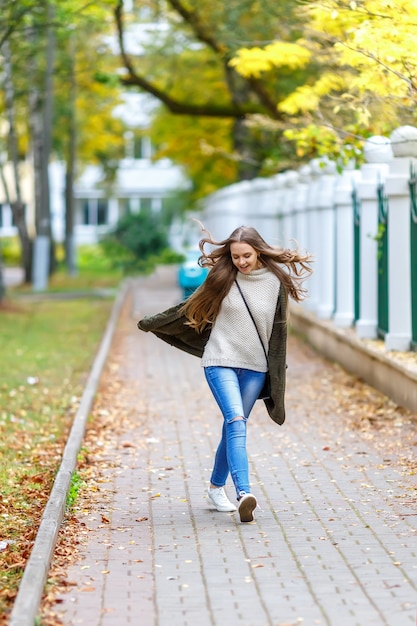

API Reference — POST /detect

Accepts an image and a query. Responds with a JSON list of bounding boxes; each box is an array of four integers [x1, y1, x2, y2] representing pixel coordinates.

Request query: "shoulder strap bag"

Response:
[[234, 280, 271, 400]]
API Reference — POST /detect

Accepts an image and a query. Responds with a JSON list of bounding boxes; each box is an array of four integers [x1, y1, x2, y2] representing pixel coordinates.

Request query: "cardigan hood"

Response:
[[137, 286, 287, 426]]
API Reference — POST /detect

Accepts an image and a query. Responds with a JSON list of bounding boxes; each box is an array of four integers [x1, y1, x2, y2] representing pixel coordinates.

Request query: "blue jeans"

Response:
[[204, 366, 266, 499]]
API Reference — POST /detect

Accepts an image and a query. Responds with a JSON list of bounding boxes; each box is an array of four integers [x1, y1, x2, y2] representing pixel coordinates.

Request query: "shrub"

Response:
[[0, 237, 21, 266], [100, 211, 176, 273]]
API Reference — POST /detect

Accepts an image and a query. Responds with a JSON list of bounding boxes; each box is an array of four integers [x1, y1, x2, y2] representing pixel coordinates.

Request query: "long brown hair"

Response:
[[182, 224, 313, 332]]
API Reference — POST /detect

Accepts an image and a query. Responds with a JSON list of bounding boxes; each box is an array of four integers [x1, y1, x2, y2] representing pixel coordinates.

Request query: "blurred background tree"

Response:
[[114, 0, 313, 200]]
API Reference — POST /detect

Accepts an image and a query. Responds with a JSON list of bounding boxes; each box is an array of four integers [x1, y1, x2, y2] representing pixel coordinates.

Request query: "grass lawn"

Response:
[[0, 267, 122, 620]]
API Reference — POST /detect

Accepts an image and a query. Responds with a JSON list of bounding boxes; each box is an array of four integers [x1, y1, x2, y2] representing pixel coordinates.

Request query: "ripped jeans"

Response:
[[204, 366, 266, 499]]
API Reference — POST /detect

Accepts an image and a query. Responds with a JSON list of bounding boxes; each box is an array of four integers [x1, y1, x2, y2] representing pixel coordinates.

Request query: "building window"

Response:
[[78, 198, 108, 226], [134, 135, 152, 160], [124, 132, 153, 160], [97, 199, 108, 225], [80, 199, 89, 225], [133, 135, 143, 159]]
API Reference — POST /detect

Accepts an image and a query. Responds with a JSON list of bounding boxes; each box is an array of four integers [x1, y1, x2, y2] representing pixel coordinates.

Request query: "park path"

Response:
[[47, 267, 417, 626]]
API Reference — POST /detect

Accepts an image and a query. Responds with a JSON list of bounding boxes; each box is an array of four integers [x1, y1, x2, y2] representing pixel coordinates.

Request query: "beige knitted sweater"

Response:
[[201, 267, 281, 372]]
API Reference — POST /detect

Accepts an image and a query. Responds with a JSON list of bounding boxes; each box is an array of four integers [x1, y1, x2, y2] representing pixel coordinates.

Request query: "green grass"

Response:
[[0, 297, 113, 498], [10, 253, 123, 296], [0, 281, 117, 619], [66, 471, 84, 510]]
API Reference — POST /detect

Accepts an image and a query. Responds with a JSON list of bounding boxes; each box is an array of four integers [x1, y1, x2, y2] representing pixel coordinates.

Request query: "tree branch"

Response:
[[167, 0, 224, 55], [0, 2, 37, 48], [166, 0, 282, 118], [115, 1, 265, 118], [246, 76, 283, 119]]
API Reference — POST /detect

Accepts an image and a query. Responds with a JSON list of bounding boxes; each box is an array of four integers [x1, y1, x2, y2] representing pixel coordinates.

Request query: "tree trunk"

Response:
[[65, 33, 77, 275], [1, 38, 33, 283], [0, 242, 5, 303], [232, 117, 261, 181], [0, 164, 5, 301], [225, 67, 261, 181], [29, 77, 50, 290], [43, 1, 56, 275], [29, 2, 56, 290]]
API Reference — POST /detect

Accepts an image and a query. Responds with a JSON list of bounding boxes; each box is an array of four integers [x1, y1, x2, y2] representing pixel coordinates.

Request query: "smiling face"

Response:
[[230, 241, 260, 274]]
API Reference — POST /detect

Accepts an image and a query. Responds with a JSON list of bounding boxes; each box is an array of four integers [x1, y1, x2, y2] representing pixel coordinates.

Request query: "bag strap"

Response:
[[234, 280, 268, 362]]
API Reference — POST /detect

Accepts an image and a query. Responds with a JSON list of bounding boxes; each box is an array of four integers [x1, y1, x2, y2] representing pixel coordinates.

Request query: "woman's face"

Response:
[[230, 242, 260, 274]]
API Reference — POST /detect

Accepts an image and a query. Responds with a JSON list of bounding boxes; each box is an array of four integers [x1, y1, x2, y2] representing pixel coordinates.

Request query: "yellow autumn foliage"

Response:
[[75, 78, 125, 164], [231, 1, 417, 110], [229, 41, 311, 78], [71, 32, 126, 165], [304, 0, 417, 102], [278, 73, 348, 115]]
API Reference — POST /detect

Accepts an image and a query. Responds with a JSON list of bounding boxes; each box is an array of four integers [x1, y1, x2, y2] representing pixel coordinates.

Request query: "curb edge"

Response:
[[9, 278, 132, 626]]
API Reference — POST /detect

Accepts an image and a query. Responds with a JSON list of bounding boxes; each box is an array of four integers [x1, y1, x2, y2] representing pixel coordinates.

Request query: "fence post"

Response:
[[281, 170, 299, 247], [376, 179, 389, 337], [272, 173, 288, 246], [293, 164, 311, 256], [384, 125, 417, 351], [352, 184, 361, 321], [356, 136, 392, 339], [410, 163, 417, 350], [334, 164, 361, 327], [316, 159, 337, 319], [304, 160, 322, 312]]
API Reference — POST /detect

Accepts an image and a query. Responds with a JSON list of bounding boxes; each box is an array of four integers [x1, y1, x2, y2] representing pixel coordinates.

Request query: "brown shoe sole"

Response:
[[238, 494, 257, 522]]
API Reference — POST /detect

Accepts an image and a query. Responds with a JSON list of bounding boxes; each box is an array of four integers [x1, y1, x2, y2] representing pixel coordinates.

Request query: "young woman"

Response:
[[138, 225, 312, 523]]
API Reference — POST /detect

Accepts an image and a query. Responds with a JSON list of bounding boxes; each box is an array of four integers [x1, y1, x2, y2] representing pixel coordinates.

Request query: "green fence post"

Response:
[[376, 181, 389, 337], [409, 163, 417, 350], [352, 186, 361, 322]]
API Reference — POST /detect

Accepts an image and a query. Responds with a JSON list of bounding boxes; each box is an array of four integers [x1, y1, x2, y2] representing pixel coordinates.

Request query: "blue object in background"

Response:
[[178, 248, 208, 299]]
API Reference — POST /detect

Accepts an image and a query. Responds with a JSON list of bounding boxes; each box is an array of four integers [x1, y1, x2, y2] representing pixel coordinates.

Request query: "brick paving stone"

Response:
[[52, 269, 417, 626]]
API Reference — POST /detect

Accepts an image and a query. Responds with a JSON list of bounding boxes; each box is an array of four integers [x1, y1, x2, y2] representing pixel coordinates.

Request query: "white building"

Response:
[[49, 127, 188, 246]]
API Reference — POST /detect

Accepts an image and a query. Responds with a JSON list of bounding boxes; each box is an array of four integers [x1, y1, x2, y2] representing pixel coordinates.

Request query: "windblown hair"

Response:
[[182, 224, 313, 333]]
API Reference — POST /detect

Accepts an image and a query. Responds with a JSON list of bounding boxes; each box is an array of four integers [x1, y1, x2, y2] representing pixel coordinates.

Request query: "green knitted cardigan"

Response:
[[137, 285, 287, 426]]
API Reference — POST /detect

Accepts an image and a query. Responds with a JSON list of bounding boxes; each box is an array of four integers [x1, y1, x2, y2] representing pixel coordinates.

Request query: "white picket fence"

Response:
[[201, 125, 417, 353]]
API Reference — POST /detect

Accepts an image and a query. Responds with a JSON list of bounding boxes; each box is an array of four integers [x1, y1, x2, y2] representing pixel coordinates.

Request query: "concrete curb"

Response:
[[290, 305, 417, 414], [9, 279, 132, 626]]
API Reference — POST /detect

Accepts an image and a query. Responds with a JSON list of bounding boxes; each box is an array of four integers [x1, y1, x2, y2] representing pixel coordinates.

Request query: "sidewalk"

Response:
[[47, 268, 417, 626]]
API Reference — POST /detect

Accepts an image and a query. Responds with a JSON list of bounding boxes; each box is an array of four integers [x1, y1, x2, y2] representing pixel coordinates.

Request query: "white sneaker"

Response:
[[238, 493, 257, 522], [207, 487, 237, 512]]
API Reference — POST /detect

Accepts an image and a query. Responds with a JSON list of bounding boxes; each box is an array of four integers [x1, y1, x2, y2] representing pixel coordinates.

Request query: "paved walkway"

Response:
[[51, 268, 417, 626]]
